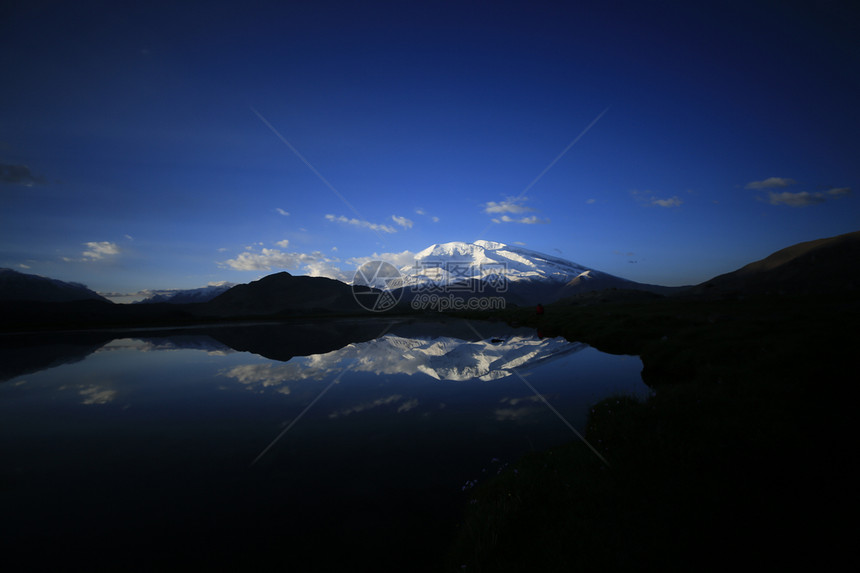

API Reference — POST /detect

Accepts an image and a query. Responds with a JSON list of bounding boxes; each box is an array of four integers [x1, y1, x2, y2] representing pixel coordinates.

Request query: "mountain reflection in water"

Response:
[[0, 318, 648, 572], [220, 333, 586, 391], [1, 317, 583, 383]]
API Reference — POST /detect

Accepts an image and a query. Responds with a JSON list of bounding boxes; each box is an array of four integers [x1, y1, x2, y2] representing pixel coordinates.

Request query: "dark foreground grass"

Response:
[[446, 293, 857, 570]]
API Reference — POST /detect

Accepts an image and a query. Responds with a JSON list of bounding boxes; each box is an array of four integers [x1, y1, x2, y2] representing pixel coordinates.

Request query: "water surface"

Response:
[[0, 318, 649, 571]]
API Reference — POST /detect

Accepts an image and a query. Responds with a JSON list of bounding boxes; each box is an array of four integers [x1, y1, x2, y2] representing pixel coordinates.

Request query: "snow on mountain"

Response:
[[136, 282, 236, 304], [400, 240, 595, 287]]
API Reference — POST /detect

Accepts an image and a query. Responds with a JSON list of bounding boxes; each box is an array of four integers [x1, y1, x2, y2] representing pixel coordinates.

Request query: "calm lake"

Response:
[[1, 317, 649, 571]]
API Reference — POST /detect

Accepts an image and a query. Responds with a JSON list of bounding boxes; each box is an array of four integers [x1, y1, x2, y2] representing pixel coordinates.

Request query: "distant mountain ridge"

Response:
[[136, 282, 235, 304], [0, 268, 109, 303], [3, 231, 858, 331], [688, 230, 860, 297]]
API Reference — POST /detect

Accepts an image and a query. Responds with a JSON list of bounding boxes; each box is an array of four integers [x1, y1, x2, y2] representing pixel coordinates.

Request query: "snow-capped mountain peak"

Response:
[[402, 240, 593, 286]]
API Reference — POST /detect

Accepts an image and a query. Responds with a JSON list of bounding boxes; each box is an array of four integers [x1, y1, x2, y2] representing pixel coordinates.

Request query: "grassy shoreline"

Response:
[[445, 292, 856, 569]]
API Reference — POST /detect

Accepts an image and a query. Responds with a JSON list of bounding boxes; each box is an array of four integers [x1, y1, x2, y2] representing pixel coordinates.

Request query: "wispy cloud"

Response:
[[328, 394, 417, 419], [415, 207, 440, 223], [79, 385, 117, 405], [252, 108, 389, 243], [275, 208, 290, 216], [631, 190, 682, 208], [275, 239, 290, 248], [755, 183, 852, 207], [391, 215, 413, 229], [491, 214, 550, 224], [0, 163, 46, 187], [767, 191, 822, 207], [651, 196, 683, 208], [766, 188, 852, 207], [745, 177, 796, 189], [744, 176, 851, 206], [325, 214, 397, 233]]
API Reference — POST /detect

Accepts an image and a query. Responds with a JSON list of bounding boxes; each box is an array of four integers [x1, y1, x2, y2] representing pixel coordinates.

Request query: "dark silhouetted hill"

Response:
[[0, 268, 109, 302], [200, 272, 365, 316], [688, 230, 860, 297]]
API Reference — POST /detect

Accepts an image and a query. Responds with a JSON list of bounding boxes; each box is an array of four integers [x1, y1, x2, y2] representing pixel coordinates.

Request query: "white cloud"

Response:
[[276, 208, 290, 216], [586, 198, 596, 204], [82, 241, 120, 260], [651, 196, 682, 208], [347, 250, 417, 269], [220, 248, 319, 271], [325, 214, 396, 233], [826, 187, 851, 197], [219, 245, 349, 278], [491, 214, 549, 224], [392, 215, 413, 229], [483, 197, 535, 214], [303, 260, 350, 281], [18, 263, 30, 269], [275, 239, 290, 248], [485, 196, 548, 223], [431, 216, 439, 223], [745, 177, 796, 189], [221, 243, 417, 279]]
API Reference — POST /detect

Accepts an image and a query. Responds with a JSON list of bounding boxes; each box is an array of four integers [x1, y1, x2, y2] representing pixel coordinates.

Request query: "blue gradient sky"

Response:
[[2, 0, 858, 299]]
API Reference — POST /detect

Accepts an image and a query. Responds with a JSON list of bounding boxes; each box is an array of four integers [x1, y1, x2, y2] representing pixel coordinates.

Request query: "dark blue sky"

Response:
[[2, 0, 858, 299]]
